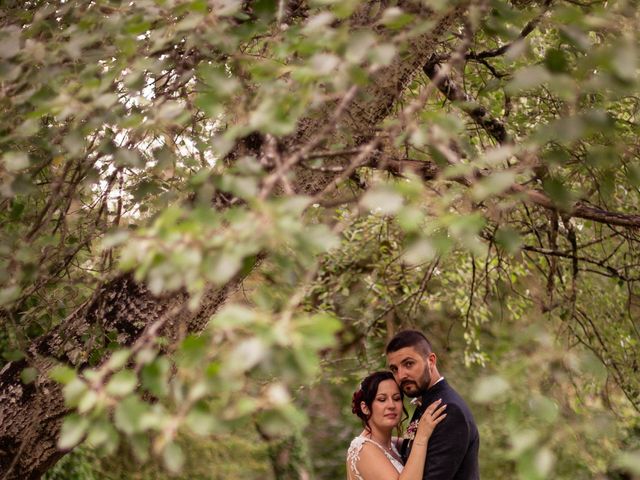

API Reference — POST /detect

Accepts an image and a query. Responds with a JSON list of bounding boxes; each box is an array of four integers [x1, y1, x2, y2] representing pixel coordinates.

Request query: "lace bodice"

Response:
[[347, 436, 404, 480]]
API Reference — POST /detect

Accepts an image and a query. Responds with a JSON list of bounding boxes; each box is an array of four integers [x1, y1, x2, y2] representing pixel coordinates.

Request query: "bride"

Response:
[[347, 371, 447, 480]]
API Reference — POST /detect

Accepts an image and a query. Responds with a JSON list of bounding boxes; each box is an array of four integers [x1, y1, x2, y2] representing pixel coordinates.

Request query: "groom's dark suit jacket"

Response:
[[401, 379, 479, 480]]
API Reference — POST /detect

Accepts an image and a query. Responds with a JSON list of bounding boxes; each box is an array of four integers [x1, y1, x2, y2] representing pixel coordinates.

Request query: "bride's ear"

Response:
[[360, 402, 370, 415]]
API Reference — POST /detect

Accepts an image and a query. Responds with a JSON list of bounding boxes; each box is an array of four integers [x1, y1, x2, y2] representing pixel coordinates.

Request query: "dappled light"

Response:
[[0, 0, 639, 479]]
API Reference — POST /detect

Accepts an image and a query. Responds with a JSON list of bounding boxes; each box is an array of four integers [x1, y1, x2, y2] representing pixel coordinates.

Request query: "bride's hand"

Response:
[[414, 399, 447, 443]]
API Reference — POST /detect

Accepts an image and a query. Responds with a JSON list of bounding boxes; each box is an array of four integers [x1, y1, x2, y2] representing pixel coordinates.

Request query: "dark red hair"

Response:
[[351, 371, 408, 432]]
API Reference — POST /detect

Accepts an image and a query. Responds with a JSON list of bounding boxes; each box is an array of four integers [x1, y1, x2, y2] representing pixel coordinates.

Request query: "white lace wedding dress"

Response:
[[346, 436, 404, 480]]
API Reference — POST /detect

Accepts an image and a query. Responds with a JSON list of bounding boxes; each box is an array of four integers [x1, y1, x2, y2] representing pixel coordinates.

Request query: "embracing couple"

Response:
[[347, 330, 480, 480]]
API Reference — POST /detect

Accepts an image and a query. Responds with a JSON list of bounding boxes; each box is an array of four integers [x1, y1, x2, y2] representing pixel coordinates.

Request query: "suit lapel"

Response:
[[401, 382, 448, 463]]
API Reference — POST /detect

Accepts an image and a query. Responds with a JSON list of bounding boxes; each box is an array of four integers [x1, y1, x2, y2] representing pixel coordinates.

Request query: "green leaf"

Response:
[[179, 335, 209, 366], [310, 53, 340, 75], [256, 406, 307, 437], [86, 420, 119, 455], [529, 395, 559, 423], [9, 200, 25, 220], [544, 48, 569, 73], [626, 163, 640, 187], [290, 346, 319, 377], [575, 350, 608, 383], [157, 101, 184, 121], [542, 177, 576, 210], [449, 213, 486, 238], [114, 395, 148, 434], [303, 12, 334, 32], [77, 389, 99, 414], [0, 286, 20, 305], [141, 357, 170, 397], [106, 370, 137, 397], [205, 252, 242, 285], [470, 171, 516, 201], [471, 375, 509, 403], [297, 313, 341, 349], [58, 414, 89, 450], [361, 187, 404, 215], [227, 337, 268, 373], [163, 442, 185, 474], [265, 382, 291, 406], [130, 433, 150, 462], [50, 365, 77, 385], [612, 42, 637, 82], [186, 404, 220, 436], [115, 148, 142, 168], [616, 451, 640, 475], [345, 32, 377, 64], [210, 304, 258, 329], [495, 227, 522, 254], [369, 43, 398, 67], [403, 239, 437, 266], [380, 7, 414, 29], [534, 447, 555, 477], [0, 26, 21, 59], [510, 429, 540, 456], [301, 225, 340, 255], [20, 367, 38, 384], [506, 66, 550, 94], [63, 378, 88, 407], [249, 97, 299, 136], [397, 207, 424, 233], [559, 25, 590, 51], [105, 349, 131, 370], [2, 152, 29, 172], [2, 349, 24, 362]]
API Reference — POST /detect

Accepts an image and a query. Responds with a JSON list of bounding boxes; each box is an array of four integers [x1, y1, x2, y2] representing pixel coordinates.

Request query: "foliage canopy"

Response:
[[1, 0, 639, 478]]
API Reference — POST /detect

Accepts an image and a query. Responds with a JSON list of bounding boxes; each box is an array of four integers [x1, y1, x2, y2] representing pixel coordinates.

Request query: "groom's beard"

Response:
[[400, 368, 431, 398]]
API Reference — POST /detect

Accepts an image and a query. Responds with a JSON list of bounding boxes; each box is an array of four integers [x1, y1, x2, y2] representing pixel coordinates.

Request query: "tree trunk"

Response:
[[0, 5, 466, 478], [0, 274, 240, 479]]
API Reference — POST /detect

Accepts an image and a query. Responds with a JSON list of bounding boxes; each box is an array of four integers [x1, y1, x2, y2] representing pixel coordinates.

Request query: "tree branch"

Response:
[[423, 58, 510, 143], [466, 0, 552, 60]]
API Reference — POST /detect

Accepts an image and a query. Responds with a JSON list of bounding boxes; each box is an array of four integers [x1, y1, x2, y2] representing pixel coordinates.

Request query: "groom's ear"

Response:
[[428, 352, 437, 365], [427, 352, 438, 374]]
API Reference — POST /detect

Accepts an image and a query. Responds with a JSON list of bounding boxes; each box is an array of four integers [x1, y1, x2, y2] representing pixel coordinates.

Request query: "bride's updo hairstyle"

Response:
[[351, 371, 406, 432]]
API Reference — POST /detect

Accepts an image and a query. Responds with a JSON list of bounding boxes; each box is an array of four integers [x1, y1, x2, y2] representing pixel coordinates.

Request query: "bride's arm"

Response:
[[398, 400, 447, 480]]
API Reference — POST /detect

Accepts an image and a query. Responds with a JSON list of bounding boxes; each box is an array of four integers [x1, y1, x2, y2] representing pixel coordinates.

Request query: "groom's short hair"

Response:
[[385, 330, 433, 357]]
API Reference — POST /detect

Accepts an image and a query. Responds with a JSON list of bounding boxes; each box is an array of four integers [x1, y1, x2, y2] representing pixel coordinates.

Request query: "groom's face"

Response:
[[387, 346, 433, 398]]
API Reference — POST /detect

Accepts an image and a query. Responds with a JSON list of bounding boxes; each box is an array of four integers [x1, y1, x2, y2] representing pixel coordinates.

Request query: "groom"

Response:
[[386, 330, 480, 479]]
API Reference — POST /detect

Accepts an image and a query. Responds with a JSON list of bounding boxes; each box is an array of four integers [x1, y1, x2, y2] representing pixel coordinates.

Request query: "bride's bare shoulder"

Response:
[[351, 441, 401, 480]]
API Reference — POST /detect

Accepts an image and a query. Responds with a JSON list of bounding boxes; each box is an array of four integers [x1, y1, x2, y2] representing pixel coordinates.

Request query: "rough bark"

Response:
[[0, 4, 468, 479], [0, 274, 240, 479]]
